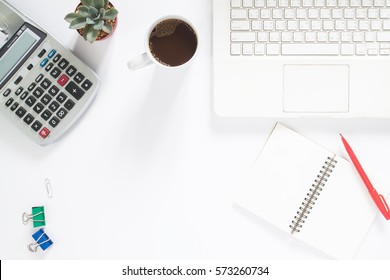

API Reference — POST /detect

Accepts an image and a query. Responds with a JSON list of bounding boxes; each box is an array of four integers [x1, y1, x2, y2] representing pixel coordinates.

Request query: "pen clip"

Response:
[[378, 194, 390, 220]]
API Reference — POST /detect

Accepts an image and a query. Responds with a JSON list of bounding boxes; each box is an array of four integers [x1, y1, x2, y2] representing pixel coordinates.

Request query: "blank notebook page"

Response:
[[235, 123, 378, 259]]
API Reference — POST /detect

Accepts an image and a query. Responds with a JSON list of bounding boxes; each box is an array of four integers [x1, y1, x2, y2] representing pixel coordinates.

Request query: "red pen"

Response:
[[340, 134, 390, 220]]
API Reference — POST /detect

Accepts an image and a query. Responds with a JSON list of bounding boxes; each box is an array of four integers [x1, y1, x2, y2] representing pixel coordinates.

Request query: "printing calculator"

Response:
[[0, 0, 99, 145]]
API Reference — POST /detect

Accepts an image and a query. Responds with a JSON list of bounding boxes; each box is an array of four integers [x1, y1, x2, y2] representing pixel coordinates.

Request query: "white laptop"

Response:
[[213, 0, 390, 117]]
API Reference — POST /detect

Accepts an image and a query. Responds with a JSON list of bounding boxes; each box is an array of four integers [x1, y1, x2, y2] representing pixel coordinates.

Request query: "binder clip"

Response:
[[22, 206, 46, 227], [28, 228, 53, 252]]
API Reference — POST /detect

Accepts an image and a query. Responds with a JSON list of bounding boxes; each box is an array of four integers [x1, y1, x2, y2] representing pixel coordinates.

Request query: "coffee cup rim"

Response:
[[145, 15, 199, 69]]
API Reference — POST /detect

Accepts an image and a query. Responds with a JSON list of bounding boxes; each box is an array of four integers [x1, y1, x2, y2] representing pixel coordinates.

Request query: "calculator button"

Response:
[[33, 103, 44, 114], [49, 101, 60, 112], [41, 110, 52, 121], [3, 88, 11, 97], [28, 82, 37, 91], [56, 92, 67, 103], [15, 87, 23, 96], [39, 127, 50, 139], [23, 114, 34, 125], [45, 63, 54, 72], [66, 66, 77, 77], [16, 107, 27, 118], [64, 99, 75, 110], [40, 58, 49, 67], [25, 96, 37, 107], [41, 94, 52, 105], [10, 102, 19, 111], [27, 64, 33, 70], [74, 72, 85, 84], [48, 85, 59, 97], [41, 78, 52, 90], [50, 67, 61, 79], [38, 49, 46, 58], [48, 49, 56, 58], [49, 117, 60, 128], [20, 91, 29, 100], [31, 121, 42, 132], [53, 53, 61, 63], [33, 87, 44, 98], [56, 108, 68, 119], [35, 74, 44, 83], [65, 81, 85, 100], [58, 58, 69, 70], [81, 79, 93, 91], [57, 74, 69, 87], [5, 98, 14, 107], [14, 76, 23, 85]]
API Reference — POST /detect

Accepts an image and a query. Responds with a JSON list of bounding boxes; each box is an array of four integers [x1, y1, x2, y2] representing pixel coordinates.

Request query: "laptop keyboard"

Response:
[[230, 0, 390, 56]]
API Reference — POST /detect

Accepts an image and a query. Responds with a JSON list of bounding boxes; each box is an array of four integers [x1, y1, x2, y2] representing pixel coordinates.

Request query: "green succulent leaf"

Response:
[[99, 8, 106, 18], [69, 17, 88, 29], [78, 6, 90, 17], [86, 17, 96, 25], [104, 8, 118, 20], [65, 12, 81, 23], [88, 6, 99, 19], [93, 0, 105, 10], [82, 25, 92, 41], [86, 27, 100, 43], [96, 12, 104, 21], [94, 20, 104, 30], [102, 22, 113, 33], [81, 0, 93, 6], [103, 0, 109, 8]]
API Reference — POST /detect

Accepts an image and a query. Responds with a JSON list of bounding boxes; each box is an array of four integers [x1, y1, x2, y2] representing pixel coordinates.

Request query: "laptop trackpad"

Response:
[[283, 64, 349, 113]]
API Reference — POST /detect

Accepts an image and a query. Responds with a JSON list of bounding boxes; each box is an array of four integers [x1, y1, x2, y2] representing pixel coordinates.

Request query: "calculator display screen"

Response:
[[0, 23, 46, 90]]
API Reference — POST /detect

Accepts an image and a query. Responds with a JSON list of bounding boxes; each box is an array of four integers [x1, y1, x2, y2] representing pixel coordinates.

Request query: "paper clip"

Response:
[[22, 206, 46, 227], [28, 228, 53, 252], [45, 178, 53, 199]]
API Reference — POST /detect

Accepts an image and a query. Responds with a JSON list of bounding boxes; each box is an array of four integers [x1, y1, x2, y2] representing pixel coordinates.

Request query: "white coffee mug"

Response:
[[127, 15, 199, 70]]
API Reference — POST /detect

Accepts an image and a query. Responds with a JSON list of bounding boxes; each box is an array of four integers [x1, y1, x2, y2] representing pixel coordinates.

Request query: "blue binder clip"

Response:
[[28, 228, 53, 252]]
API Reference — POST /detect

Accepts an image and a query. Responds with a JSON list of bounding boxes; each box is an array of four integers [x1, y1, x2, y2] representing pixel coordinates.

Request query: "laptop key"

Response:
[[231, 21, 250, 30], [377, 31, 390, 41], [231, 32, 256, 42], [231, 43, 241, 55], [282, 44, 339, 55], [267, 43, 280, 55], [231, 9, 247, 19]]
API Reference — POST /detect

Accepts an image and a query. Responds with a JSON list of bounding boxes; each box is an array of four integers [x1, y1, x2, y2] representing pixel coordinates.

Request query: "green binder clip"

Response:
[[22, 206, 46, 227]]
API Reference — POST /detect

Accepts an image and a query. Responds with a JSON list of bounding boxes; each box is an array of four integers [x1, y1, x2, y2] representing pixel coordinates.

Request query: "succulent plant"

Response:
[[65, 0, 118, 43]]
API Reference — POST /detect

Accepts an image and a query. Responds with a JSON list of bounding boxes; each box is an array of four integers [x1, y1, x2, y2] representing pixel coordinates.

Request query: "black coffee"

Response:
[[149, 19, 198, 67]]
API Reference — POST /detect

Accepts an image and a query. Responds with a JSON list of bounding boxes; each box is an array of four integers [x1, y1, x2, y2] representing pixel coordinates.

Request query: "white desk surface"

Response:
[[1, 0, 390, 260]]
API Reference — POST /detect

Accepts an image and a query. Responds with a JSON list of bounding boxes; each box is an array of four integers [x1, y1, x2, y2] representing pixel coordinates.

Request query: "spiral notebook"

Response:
[[235, 123, 378, 259]]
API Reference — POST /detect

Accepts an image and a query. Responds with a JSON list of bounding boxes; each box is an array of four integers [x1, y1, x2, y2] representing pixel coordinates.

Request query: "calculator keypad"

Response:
[[2, 44, 94, 141], [5, 98, 14, 107], [23, 114, 34, 125], [65, 81, 85, 100]]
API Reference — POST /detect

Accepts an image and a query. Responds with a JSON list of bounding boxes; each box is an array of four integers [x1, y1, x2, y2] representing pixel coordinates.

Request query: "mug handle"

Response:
[[127, 53, 152, 70]]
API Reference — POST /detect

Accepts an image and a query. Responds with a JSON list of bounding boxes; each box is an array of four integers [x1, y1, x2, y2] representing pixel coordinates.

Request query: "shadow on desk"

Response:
[[120, 66, 190, 159], [70, 35, 113, 73], [233, 203, 333, 260], [210, 113, 390, 136]]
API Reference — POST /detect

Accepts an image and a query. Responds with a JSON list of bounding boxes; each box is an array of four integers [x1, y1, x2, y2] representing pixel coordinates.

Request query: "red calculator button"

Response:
[[57, 74, 69, 87], [39, 127, 50, 139]]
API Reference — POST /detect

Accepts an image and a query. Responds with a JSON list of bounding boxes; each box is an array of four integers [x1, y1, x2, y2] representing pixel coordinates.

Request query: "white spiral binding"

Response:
[[289, 155, 337, 234]]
